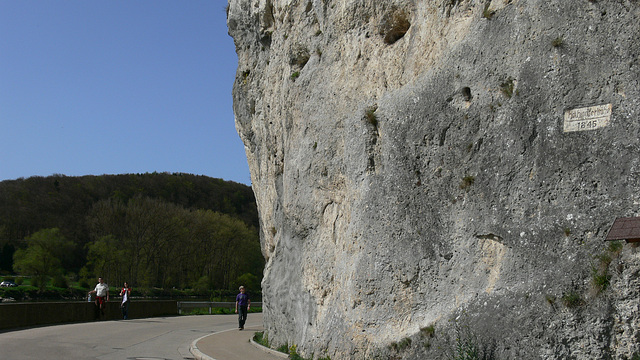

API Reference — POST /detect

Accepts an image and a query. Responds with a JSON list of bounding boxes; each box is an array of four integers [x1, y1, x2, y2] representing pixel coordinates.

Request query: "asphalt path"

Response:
[[0, 313, 265, 360]]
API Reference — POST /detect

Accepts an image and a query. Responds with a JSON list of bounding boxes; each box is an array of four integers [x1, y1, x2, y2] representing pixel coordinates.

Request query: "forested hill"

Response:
[[0, 173, 257, 240], [0, 173, 262, 291]]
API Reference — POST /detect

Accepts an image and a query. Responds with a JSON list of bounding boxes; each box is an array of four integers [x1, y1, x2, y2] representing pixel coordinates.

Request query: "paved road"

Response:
[[191, 315, 285, 360], [0, 313, 269, 360]]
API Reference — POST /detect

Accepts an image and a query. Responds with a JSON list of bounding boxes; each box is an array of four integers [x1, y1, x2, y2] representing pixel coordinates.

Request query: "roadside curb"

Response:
[[249, 337, 290, 359], [189, 326, 287, 360], [190, 334, 216, 360]]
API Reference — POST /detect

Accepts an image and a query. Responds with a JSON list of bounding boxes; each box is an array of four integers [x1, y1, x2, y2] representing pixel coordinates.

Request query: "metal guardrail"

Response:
[[177, 301, 262, 314]]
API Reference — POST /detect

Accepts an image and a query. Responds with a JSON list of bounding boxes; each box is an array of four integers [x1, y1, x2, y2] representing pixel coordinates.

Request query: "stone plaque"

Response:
[[563, 104, 612, 132]]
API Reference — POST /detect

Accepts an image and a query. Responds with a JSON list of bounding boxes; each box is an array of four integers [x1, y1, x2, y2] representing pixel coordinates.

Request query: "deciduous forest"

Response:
[[0, 173, 262, 293]]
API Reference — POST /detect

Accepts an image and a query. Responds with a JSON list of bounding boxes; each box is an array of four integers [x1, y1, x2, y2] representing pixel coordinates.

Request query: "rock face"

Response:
[[227, 0, 640, 358]]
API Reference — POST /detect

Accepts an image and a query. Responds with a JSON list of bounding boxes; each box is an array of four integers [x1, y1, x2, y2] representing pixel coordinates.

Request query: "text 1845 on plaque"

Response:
[[563, 104, 612, 133]]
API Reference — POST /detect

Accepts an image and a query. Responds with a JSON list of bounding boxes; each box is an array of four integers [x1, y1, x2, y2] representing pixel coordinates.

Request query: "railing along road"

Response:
[[177, 301, 262, 314]]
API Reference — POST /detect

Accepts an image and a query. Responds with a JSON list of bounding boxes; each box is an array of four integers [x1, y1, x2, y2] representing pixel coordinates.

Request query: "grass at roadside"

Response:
[[253, 332, 331, 360]]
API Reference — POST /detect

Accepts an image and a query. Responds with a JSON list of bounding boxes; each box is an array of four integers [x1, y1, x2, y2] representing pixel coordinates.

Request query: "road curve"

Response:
[[0, 313, 267, 360]]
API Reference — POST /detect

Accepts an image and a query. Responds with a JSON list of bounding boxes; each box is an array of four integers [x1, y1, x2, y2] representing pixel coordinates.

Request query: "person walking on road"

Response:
[[120, 282, 131, 320], [235, 286, 250, 330], [89, 277, 109, 318]]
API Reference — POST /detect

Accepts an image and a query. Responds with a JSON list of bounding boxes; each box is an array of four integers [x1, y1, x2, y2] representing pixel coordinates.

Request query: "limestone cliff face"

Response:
[[228, 0, 640, 358]]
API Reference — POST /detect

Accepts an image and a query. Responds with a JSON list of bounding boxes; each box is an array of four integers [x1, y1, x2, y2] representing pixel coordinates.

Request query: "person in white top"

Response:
[[88, 277, 109, 318], [120, 282, 131, 320]]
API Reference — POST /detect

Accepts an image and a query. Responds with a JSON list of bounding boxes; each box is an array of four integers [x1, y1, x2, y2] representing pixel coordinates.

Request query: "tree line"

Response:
[[0, 173, 263, 292]]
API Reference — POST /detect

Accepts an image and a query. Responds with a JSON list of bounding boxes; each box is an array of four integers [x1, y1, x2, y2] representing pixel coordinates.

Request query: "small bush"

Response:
[[459, 175, 475, 191], [551, 37, 564, 48], [591, 241, 624, 294], [608, 241, 623, 254], [290, 71, 300, 80], [0, 287, 23, 300], [399, 337, 412, 349], [592, 267, 611, 293], [241, 70, 251, 85], [253, 331, 270, 348], [449, 327, 497, 360], [562, 291, 584, 308], [183, 308, 211, 315], [453, 336, 480, 360], [289, 344, 303, 360], [482, 3, 495, 19], [597, 253, 613, 268], [365, 105, 378, 127], [389, 337, 413, 352], [500, 78, 515, 98], [212, 307, 235, 315], [420, 324, 435, 338]]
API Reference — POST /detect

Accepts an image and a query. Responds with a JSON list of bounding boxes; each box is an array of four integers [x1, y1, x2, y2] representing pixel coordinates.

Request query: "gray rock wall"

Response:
[[228, 0, 640, 358]]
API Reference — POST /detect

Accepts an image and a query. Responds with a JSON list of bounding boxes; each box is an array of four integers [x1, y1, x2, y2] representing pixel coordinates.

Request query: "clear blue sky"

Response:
[[0, 1, 251, 185]]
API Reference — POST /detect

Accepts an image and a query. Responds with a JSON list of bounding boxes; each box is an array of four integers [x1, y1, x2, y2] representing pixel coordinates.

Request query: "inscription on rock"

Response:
[[563, 104, 612, 132]]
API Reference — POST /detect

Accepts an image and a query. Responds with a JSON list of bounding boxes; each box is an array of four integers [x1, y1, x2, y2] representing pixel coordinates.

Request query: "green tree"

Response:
[[87, 195, 262, 291], [85, 235, 127, 286], [13, 228, 72, 290], [233, 273, 260, 292], [191, 210, 261, 290], [88, 196, 189, 288], [0, 173, 259, 281]]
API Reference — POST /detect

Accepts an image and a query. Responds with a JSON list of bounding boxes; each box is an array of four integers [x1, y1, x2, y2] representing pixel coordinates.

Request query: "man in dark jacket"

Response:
[[235, 286, 250, 330]]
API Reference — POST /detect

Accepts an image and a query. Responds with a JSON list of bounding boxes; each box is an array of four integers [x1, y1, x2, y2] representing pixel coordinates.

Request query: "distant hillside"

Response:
[[0, 173, 261, 290], [0, 173, 257, 239]]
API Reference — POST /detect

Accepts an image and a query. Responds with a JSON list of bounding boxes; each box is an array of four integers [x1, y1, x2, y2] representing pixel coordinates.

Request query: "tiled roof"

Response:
[[605, 217, 640, 242]]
